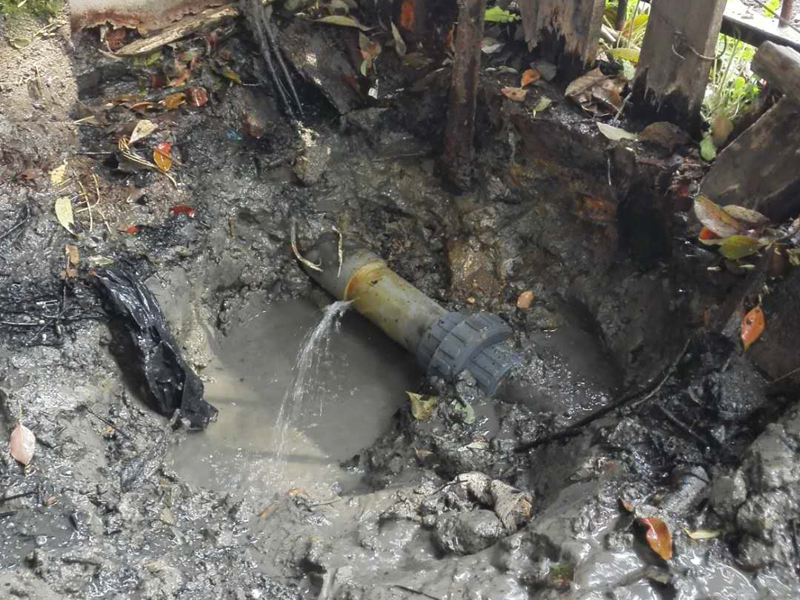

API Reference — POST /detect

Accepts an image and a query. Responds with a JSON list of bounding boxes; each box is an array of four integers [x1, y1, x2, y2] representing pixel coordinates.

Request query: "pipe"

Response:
[[302, 234, 521, 395]]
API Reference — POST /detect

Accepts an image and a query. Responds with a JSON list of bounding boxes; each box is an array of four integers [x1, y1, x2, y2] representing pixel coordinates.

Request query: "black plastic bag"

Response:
[[93, 268, 218, 430]]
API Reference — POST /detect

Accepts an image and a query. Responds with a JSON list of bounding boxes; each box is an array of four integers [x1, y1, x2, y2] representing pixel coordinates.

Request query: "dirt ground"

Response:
[[2, 4, 800, 600]]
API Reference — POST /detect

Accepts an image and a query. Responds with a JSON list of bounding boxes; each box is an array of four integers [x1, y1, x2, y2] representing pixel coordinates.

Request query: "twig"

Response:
[[656, 404, 713, 448], [391, 585, 442, 600], [332, 225, 343, 278], [515, 337, 692, 452], [0, 204, 30, 243], [84, 407, 131, 440], [290, 220, 322, 272], [772, 364, 800, 384]]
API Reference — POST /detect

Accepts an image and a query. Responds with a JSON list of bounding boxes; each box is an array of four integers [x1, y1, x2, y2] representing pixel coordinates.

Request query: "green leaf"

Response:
[[450, 399, 475, 424], [720, 235, 761, 260], [597, 122, 638, 142], [485, 6, 520, 23], [608, 47, 641, 63], [533, 96, 552, 116], [700, 136, 717, 162]]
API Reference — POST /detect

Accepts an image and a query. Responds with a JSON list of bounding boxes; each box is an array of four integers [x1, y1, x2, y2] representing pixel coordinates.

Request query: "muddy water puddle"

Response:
[[171, 298, 420, 503]]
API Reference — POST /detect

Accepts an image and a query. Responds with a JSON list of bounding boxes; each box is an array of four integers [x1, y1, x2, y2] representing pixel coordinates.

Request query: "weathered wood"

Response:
[[700, 98, 800, 221], [752, 41, 800, 103], [518, 0, 605, 79], [631, 0, 726, 135], [615, 0, 628, 31], [441, 0, 487, 191]]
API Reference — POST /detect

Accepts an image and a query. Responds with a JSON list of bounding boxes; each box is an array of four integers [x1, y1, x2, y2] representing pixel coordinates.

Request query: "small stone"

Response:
[[710, 472, 747, 520], [159, 508, 174, 526], [516, 290, 534, 309]]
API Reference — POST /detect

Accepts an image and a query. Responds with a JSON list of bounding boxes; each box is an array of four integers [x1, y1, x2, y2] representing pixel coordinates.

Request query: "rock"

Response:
[[517, 290, 534, 309], [710, 472, 747, 520], [293, 141, 332, 187], [433, 509, 504, 555], [446, 237, 501, 300]]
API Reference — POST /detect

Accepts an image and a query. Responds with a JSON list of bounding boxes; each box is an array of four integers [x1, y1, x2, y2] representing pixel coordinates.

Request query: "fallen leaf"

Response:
[[316, 15, 371, 31], [358, 32, 381, 75], [711, 113, 735, 147], [640, 517, 673, 560], [620, 499, 634, 513], [55, 197, 76, 235], [391, 21, 407, 57], [481, 37, 504, 54], [50, 161, 68, 186], [517, 290, 534, 309], [169, 69, 191, 87], [565, 68, 608, 97], [532, 96, 552, 115], [501, 86, 527, 102], [451, 400, 475, 424], [741, 305, 765, 351], [597, 122, 638, 142], [698, 226, 723, 245], [129, 119, 158, 145], [720, 235, 762, 260], [219, 65, 242, 84], [608, 47, 641, 63], [683, 528, 721, 540], [592, 85, 623, 111], [700, 136, 717, 162], [154, 142, 172, 171], [638, 122, 691, 152], [721, 205, 769, 229], [161, 92, 186, 110], [521, 69, 540, 88], [65, 244, 79, 266], [406, 392, 437, 421], [124, 225, 140, 234], [9, 422, 35, 466], [170, 204, 195, 217], [104, 27, 128, 51], [187, 87, 208, 107], [693, 195, 745, 238]]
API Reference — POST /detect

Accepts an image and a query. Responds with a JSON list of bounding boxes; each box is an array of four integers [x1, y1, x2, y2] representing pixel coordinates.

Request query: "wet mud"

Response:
[[2, 5, 800, 600]]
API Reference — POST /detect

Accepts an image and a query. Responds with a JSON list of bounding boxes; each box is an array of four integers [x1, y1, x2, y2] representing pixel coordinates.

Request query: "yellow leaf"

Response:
[[153, 142, 172, 172], [608, 47, 641, 63], [316, 15, 371, 31], [50, 161, 68, 186], [406, 392, 438, 421], [719, 235, 761, 260], [55, 197, 76, 235], [683, 528, 721, 540], [129, 119, 158, 145], [161, 92, 186, 110]]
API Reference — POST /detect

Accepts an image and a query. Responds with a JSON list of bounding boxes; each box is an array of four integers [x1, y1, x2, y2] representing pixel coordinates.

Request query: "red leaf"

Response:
[[699, 227, 720, 240], [521, 68, 541, 88], [124, 225, 140, 234], [187, 87, 208, 107], [400, 0, 415, 30], [170, 204, 195, 217], [640, 517, 673, 560], [153, 142, 172, 172], [741, 305, 765, 351]]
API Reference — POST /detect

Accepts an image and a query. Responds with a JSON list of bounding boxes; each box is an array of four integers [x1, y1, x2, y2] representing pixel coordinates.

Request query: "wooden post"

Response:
[[518, 0, 605, 80], [701, 42, 800, 221], [631, 0, 726, 135], [441, 0, 487, 191], [780, 0, 795, 29]]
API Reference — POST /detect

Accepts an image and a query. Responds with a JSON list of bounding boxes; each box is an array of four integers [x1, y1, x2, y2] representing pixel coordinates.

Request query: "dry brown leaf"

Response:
[[129, 119, 158, 145], [721, 205, 769, 229], [9, 422, 35, 466], [693, 195, 745, 238], [161, 92, 187, 110], [520, 68, 540, 88], [741, 305, 765, 351], [516, 290, 534, 309], [640, 517, 673, 560], [501, 86, 527, 102], [565, 68, 608, 98]]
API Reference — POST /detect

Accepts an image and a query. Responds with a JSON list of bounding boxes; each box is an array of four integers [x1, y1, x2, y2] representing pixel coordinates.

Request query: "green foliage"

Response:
[[485, 6, 520, 24], [704, 34, 760, 123], [762, 0, 781, 18], [0, 0, 62, 19]]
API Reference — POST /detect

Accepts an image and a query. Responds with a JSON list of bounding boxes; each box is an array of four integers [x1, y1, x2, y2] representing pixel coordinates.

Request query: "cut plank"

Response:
[[752, 41, 800, 104], [518, 0, 605, 80], [631, 0, 726, 135], [701, 98, 800, 221]]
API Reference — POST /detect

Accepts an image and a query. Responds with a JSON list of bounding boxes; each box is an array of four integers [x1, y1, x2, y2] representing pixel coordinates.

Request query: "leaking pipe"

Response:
[[302, 234, 521, 395]]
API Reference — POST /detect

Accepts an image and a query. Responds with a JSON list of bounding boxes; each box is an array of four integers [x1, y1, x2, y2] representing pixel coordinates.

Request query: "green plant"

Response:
[[703, 33, 760, 123], [0, 0, 62, 19], [763, 0, 781, 18]]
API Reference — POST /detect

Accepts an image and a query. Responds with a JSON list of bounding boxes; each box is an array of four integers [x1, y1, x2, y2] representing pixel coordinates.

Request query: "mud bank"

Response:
[[2, 5, 800, 600]]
